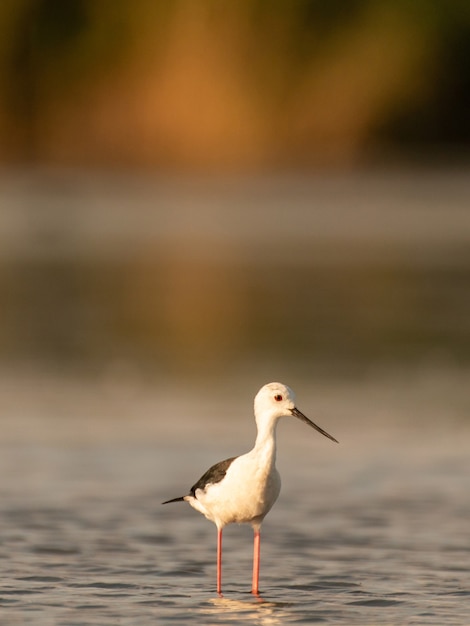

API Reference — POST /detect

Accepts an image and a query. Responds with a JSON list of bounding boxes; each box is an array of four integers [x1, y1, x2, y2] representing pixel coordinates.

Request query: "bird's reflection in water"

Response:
[[201, 595, 293, 625]]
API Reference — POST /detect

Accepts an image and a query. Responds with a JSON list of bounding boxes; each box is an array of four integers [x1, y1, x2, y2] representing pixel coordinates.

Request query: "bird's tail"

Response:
[[162, 496, 185, 504]]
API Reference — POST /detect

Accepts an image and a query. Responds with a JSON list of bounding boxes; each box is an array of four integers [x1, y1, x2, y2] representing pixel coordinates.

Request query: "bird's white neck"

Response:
[[253, 415, 279, 466]]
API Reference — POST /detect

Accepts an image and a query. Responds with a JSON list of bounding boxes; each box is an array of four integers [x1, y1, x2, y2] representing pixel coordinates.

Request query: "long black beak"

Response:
[[291, 407, 339, 443]]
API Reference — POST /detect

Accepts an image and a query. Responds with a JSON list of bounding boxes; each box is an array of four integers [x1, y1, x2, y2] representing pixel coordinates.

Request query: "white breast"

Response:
[[187, 451, 281, 529]]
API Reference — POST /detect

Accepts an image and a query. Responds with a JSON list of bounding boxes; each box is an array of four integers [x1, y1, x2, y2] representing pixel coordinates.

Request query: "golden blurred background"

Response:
[[1, 1, 470, 168], [0, 0, 469, 384]]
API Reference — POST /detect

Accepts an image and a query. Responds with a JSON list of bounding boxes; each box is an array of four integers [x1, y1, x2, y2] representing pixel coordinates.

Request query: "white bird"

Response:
[[162, 382, 338, 595]]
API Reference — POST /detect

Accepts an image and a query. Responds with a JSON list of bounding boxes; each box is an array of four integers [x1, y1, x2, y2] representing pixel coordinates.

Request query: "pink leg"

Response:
[[217, 528, 223, 595], [251, 528, 261, 595]]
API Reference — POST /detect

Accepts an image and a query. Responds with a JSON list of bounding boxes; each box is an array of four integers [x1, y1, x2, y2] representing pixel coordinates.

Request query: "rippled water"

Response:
[[1, 169, 469, 624], [1, 389, 469, 626]]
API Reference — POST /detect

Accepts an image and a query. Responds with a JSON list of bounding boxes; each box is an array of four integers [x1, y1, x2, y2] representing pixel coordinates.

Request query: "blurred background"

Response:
[[0, 0, 469, 438]]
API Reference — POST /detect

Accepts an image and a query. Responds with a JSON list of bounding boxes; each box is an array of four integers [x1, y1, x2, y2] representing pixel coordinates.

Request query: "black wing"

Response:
[[162, 456, 237, 504], [162, 495, 185, 504], [190, 456, 237, 498]]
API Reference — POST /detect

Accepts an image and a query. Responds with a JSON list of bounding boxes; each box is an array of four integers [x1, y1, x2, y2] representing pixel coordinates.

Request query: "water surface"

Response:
[[1, 370, 469, 625]]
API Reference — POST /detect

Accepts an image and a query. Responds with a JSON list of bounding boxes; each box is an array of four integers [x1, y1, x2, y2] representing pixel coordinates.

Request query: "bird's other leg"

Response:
[[217, 527, 223, 595], [251, 527, 261, 595]]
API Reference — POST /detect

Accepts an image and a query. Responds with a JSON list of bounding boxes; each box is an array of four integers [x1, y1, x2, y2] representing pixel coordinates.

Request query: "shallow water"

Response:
[[1, 377, 469, 626]]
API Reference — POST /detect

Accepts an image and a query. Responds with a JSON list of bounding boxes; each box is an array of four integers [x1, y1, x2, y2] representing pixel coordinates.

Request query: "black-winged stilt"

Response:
[[162, 382, 338, 595]]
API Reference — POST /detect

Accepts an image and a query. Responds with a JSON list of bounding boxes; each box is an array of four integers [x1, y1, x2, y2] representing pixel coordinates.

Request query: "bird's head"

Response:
[[254, 382, 296, 421], [254, 382, 338, 443]]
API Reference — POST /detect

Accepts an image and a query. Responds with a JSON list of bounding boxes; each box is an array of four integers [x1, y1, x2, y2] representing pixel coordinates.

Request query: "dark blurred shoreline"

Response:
[[1, 166, 469, 379]]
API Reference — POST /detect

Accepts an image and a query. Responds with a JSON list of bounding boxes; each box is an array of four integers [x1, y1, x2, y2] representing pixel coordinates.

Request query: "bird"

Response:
[[162, 382, 338, 596]]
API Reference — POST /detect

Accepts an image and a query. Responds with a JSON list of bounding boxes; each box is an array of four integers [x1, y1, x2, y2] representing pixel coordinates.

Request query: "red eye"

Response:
[[274, 394, 283, 402]]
